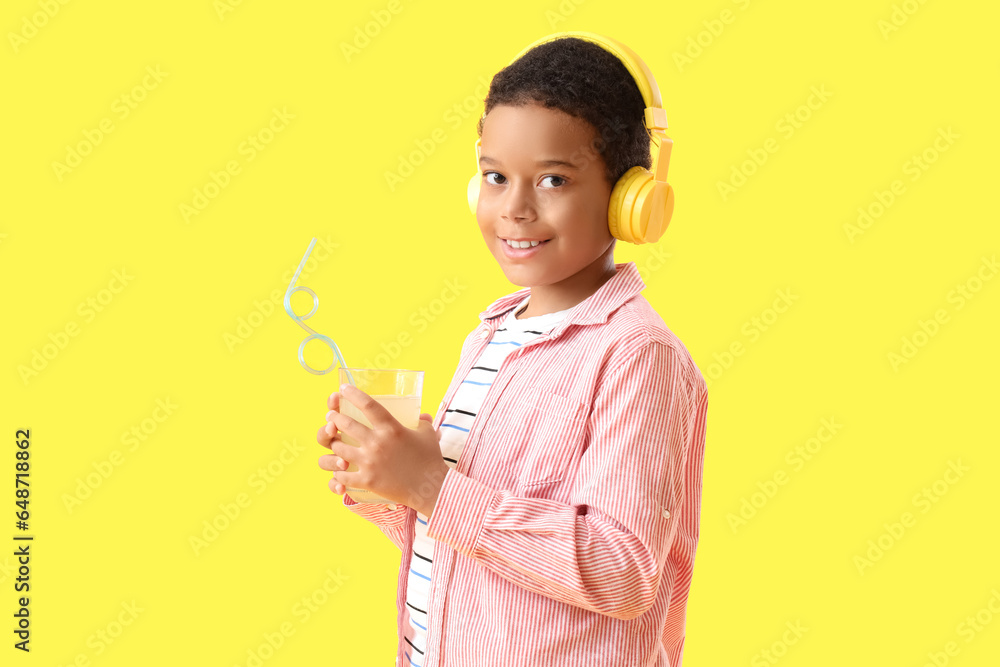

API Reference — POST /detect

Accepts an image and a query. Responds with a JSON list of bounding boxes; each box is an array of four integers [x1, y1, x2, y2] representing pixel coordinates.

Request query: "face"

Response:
[[476, 102, 616, 300]]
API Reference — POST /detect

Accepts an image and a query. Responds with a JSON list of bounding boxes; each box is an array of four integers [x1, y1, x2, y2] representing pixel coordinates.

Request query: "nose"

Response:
[[500, 179, 537, 223]]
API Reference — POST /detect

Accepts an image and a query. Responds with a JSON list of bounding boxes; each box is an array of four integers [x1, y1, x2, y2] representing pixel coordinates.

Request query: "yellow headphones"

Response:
[[466, 31, 674, 245]]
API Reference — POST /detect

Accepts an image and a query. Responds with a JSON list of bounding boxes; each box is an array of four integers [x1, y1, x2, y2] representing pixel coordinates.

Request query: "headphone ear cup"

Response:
[[607, 166, 674, 244], [607, 166, 649, 244], [467, 172, 481, 215], [643, 181, 674, 243]]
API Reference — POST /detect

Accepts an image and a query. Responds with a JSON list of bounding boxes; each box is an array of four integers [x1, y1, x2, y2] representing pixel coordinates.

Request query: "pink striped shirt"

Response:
[[342, 261, 709, 666]]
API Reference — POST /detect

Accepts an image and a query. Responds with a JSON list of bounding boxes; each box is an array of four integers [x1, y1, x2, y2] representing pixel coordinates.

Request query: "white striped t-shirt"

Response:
[[401, 296, 573, 667]]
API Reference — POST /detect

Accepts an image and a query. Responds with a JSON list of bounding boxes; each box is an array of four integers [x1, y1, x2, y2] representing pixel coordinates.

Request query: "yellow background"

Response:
[[2, 0, 998, 665]]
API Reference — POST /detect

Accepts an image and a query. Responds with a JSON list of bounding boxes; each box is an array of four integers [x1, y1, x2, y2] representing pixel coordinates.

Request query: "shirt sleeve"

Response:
[[341, 493, 410, 552], [424, 340, 708, 621], [336, 375, 459, 552]]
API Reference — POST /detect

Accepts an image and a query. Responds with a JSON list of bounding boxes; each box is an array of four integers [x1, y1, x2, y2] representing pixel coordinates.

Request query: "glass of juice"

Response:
[[336, 367, 424, 504]]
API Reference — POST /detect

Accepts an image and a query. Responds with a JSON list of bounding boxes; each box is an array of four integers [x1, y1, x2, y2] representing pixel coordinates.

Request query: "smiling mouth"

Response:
[[501, 238, 550, 248]]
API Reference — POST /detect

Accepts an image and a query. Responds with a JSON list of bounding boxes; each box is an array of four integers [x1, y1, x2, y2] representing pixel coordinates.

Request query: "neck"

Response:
[[516, 246, 617, 319]]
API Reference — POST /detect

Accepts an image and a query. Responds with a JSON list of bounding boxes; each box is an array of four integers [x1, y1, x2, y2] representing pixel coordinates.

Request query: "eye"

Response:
[[540, 175, 566, 188], [484, 171, 506, 186]]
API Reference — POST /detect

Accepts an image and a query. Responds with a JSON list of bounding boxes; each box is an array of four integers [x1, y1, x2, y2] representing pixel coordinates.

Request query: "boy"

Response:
[[317, 33, 708, 667]]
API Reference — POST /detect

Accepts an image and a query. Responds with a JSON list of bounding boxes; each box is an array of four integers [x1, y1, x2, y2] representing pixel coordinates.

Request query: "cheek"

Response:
[[477, 218, 493, 240], [588, 195, 613, 239], [563, 199, 612, 242], [475, 198, 495, 228], [563, 183, 609, 216], [478, 222, 502, 254]]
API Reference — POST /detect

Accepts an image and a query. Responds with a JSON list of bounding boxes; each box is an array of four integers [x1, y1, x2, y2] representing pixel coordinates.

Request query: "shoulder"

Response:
[[595, 294, 706, 395]]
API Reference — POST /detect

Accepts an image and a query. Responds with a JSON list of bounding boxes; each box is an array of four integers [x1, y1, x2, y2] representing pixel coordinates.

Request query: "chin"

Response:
[[497, 265, 538, 287]]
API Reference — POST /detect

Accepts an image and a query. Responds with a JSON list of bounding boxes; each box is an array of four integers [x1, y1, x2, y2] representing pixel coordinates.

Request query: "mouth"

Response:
[[499, 236, 550, 258], [501, 237, 550, 248]]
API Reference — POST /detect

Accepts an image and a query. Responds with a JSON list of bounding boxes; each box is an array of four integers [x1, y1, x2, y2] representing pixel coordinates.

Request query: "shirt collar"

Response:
[[478, 261, 646, 328]]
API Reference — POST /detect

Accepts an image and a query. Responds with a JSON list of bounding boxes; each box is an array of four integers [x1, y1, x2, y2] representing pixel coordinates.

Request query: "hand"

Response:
[[316, 389, 374, 476], [316, 385, 449, 516]]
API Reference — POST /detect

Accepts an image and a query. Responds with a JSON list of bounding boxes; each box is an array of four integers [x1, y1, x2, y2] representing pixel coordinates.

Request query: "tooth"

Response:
[[529, 241, 539, 247]]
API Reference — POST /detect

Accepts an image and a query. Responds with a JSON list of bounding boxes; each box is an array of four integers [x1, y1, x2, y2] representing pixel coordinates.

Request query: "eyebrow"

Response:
[[479, 155, 580, 170]]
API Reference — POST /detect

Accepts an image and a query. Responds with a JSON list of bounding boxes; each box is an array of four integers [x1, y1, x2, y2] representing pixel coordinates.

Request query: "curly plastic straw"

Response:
[[283, 237, 355, 383]]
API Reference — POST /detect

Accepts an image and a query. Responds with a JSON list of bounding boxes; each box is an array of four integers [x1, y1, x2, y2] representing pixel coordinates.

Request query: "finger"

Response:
[[328, 477, 346, 495], [318, 453, 349, 471], [418, 413, 433, 422], [330, 469, 359, 495], [328, 405, 372, 443], [417, 418, 443, 442], [317, 423, 334, 448], [340, 384, 394, 429], [320, 394, 342, 445], [324, 410, 339, 439], [329, 437, 361, 466]]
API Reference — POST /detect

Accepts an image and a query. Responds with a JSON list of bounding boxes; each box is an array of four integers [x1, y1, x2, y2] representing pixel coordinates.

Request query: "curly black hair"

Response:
[[476, 37, 652, 188]]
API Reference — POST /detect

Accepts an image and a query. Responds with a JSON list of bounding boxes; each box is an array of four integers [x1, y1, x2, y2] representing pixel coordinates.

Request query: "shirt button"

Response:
[[479, 330, 489, 339], [662, 508, 670, 519], [388, 504, 398, 510]]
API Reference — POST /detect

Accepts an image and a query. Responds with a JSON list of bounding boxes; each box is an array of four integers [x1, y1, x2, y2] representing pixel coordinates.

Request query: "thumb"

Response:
[[417, 415, 442, 442]]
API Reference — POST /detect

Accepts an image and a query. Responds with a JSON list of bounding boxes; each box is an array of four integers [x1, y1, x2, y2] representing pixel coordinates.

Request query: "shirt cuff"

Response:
[[425, 467, 498, 558], [342, 492, 407, 528]]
